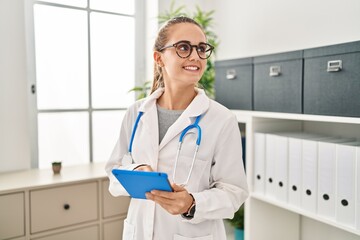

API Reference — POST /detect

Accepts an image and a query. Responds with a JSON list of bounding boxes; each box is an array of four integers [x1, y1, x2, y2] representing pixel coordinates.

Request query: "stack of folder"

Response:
[[253, 131, 360, 230]]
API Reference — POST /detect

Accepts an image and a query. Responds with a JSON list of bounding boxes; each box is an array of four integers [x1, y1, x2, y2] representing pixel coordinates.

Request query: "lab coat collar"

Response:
[[138, 87, 210, 117], [138, 87, 210, 151]]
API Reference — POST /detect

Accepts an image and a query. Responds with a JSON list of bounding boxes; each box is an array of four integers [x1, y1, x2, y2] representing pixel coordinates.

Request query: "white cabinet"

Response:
[[31, 225, 99, 240], [232, 110, 360, 240], [0, 192, 25, 240], [102, 180, 130, 219], [30, 182, 98, 233], [102, 179, 130, 240], [0, 163, 130, 240], [103, 219, 126, 240]]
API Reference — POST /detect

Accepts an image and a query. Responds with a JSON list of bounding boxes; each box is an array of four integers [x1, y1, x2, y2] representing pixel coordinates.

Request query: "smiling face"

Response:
[[154, 23, 208, 90]]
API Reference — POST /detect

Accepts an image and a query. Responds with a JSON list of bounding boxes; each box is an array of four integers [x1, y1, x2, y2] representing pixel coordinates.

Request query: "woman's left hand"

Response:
[[146, 183, 194, 215]]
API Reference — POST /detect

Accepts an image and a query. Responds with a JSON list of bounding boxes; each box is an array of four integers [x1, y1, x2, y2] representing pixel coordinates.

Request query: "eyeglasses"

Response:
[[159, 40, 214, 59]]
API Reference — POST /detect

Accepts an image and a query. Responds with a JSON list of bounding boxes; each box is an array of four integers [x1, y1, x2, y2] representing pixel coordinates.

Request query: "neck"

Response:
[[157, 86, 197, 110]]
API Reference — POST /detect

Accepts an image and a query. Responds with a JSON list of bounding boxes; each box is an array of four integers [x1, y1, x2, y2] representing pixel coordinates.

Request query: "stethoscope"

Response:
[[127, 111, 202, 186]]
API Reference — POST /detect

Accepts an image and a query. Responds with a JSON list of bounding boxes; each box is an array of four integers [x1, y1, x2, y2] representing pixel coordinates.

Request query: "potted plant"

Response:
[[52, 161, 62, 174], [228, 204, 245, 240], [130, 1, 219, 99]]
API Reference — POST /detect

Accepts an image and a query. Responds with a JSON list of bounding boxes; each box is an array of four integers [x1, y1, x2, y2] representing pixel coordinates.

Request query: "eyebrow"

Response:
[[174, 40, 208, 44]]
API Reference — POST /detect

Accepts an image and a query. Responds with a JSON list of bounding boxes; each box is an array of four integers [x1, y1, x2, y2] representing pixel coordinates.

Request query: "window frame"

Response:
[[26, 0, 146, 168]]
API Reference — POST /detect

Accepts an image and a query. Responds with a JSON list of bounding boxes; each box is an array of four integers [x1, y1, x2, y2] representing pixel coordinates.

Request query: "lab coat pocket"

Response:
[[173, 234, 213, 240], [122, 219, 135, 240], [173, 155, 209, 191]]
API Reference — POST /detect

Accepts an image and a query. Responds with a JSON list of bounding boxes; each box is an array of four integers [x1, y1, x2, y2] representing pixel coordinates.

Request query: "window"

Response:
[[33, 1, 141, 168]]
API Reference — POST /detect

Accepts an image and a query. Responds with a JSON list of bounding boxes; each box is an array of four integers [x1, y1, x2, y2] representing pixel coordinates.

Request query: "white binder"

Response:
[[288, 133, 320, 208], [317, 138, 354, 220], [336, 142, 359, 228], [253, 132, 266, 194], [288, 136, 303, 208], [301, 136, 329, 213], [274, 134, 288, 203], [265, 133, 277, 199]]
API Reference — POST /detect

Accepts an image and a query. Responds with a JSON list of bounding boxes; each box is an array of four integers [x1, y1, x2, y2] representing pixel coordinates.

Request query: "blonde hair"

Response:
[[151, 16, 205, 94]]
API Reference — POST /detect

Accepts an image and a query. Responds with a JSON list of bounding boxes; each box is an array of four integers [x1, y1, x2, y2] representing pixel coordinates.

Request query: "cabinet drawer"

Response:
[[103, 218, 125, 240], [31, 225, 99, 240], [304, 41, 360, 117], [0, 192, 25, 239], [30, 182, 98, 233], [215, 58, 253, 110], [102, 180, 130, 218], [254, 51, 303, 113]]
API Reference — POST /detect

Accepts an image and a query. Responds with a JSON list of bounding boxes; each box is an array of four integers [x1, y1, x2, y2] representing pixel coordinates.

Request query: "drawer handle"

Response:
[[327, 60, 342, 72], [323, 194, 330, 201], [269, 66, 281, 77], [63, 203, 70, 210], [226, 69, 237, 80]]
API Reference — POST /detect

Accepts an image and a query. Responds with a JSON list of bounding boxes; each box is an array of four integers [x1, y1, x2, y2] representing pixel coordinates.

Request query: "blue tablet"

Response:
[[112, 169, 173, 199]]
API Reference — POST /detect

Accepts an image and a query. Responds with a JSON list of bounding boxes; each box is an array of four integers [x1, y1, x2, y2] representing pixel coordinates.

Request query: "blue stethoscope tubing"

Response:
[[174, 114, 202, 186], [128, 111, 202, 186]]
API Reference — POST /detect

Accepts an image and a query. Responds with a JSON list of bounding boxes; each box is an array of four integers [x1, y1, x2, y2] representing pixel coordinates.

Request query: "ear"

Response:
[[153, 51, 164, 67]]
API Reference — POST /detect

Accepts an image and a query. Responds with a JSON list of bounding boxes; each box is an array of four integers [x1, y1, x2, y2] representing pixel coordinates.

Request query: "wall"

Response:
[[2, 0, 359, 172], [158, 0, 215, 15], [0, 0, 31, 172], [212, 0, 360, 59]]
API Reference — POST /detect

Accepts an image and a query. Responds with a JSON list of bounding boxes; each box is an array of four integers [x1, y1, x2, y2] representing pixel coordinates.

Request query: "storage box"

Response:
[[303, 41, 360, 117], [253, 51, 303, 113], [215, 58, 253, 110]]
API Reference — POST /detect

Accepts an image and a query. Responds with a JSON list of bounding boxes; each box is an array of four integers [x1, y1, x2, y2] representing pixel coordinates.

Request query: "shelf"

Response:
[[232, 110, 360, 124], [234, 109, 360, 240], [251, 193, 360, 236], [0, 162, 107, 193]]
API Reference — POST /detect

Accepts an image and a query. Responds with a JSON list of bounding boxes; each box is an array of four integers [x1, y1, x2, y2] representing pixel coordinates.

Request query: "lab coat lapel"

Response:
[[139, 106, 160, 168], [136, 88, 164, 168], [159, 89, 210, 151]]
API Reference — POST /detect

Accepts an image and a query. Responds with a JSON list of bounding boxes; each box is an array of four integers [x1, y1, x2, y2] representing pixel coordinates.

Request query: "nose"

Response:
[[188, 46, 200, 60]]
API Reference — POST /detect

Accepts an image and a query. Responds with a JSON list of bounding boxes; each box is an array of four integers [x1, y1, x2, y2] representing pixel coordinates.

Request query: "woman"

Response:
[[106, 16, 248, 240]]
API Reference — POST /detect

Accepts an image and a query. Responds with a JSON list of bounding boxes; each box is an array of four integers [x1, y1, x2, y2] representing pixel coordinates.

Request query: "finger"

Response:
[[151, 195, 185, 215], [146, 192, 153, 200], [151, 190, 176, 200], [135, 165, 153, 172], [155, 197, 189, 215], [171, 183, 186, 192], [149, 193, 174, 206], [156, 202, 179, 215]]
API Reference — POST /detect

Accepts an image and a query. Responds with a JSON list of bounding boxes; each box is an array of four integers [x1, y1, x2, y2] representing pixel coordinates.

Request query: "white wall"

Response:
[[158, 0, 215, 16], [1, 0, 359, 172], [212, 0, 360, 59], [0, 0, 31, 172], [145, 0, 159, 82]]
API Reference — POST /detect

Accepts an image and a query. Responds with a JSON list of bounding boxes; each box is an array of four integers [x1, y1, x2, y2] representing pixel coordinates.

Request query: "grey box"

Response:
[[215, 58, 253, 110], [253, 51, 303, 113], [304, 41, 360, 117]]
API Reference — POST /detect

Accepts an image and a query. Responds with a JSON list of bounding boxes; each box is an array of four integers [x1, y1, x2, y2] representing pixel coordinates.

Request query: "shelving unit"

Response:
[[232, 110, 360, 240]]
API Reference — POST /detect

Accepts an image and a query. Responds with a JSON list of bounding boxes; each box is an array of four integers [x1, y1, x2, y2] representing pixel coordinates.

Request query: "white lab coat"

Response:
[[106, 88, 248, 240]]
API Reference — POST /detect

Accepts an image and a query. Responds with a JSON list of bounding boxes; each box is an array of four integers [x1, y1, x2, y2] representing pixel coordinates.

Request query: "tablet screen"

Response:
[[112, 169, 173, 199]]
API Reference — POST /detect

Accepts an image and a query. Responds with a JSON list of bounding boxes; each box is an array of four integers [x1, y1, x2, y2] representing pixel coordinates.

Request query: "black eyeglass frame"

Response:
[[159, 40, 214, 60]]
